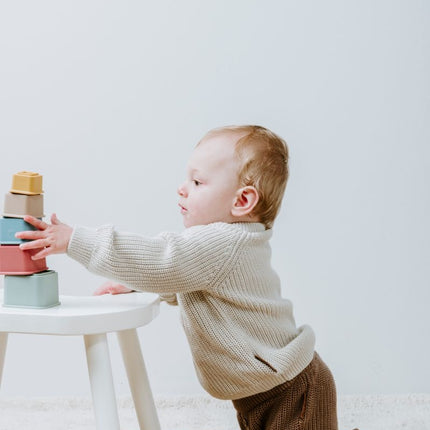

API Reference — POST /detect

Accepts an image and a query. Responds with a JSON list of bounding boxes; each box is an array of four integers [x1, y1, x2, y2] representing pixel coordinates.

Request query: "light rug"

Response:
[[0, 394, 429, 430]]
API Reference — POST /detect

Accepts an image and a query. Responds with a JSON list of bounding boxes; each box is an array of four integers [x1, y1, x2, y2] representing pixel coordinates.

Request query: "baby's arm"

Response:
[[67, 223, 234, 295], [17, 215, 162, 298], [20, 219, 236, 297]]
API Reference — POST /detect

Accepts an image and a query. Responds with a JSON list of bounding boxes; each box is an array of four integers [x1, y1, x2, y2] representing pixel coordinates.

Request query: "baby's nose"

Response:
[[177, 183, 186, 196]]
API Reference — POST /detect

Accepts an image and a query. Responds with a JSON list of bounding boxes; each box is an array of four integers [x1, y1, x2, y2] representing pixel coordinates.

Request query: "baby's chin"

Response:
[[183, 220, 201, 228]]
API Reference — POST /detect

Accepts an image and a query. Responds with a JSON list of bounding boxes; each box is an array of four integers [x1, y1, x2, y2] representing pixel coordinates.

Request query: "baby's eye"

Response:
[[193, 180, 201, 186]]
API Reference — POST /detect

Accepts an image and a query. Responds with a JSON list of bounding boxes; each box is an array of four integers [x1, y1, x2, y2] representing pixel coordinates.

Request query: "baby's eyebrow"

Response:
[[189, 168, 202, 176]]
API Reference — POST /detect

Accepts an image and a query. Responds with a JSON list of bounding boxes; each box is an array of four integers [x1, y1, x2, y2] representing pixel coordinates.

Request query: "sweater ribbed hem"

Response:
[[203, 325, 315, 400]]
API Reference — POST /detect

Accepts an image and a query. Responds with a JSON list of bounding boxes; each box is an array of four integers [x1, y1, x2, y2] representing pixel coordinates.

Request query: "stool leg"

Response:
[[84, 333, 120, 430], [0, 333, 8, 388], [117, 329, 161, 430]]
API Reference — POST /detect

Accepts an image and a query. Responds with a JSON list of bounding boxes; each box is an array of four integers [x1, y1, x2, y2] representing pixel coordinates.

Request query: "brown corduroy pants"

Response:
[[232, 352, 338, 430]]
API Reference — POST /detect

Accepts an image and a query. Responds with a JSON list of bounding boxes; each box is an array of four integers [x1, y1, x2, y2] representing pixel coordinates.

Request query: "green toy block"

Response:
[[3, 270, 60, 309]]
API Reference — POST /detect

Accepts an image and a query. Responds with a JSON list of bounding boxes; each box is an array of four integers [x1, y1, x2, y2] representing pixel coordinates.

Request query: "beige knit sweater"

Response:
[[67, 221, 315, 400]]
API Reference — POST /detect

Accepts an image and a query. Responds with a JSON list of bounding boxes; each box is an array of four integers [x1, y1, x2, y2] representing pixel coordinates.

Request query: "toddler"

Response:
[[17, 125, 338, 429]]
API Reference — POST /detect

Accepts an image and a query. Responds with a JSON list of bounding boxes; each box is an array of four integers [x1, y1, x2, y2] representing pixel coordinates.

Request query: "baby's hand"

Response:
[[16, 214, 73, 260], [93, 281, 134, 296]]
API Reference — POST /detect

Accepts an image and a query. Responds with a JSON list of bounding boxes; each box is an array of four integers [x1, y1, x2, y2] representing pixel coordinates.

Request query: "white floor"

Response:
[[0, 394, 429, 430]]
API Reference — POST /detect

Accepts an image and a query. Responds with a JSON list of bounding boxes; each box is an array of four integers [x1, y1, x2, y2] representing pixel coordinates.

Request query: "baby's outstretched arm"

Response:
[[16, 214, 73, 260]]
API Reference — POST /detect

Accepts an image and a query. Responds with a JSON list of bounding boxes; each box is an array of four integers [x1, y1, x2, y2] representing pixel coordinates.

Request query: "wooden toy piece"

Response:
[[0, 217, 37, 244], [3, 192, 44, 218], [3, 270, 60, 309], [10, 171, 43, 195], [0, 245, 48, 275]]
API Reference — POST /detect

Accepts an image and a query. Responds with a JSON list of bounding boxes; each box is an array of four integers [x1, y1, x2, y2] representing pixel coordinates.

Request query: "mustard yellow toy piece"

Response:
[[10, 171, 43, 195]]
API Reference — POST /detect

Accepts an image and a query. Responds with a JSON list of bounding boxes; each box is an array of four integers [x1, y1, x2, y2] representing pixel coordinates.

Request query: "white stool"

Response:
[[0, 291, 161, 430]]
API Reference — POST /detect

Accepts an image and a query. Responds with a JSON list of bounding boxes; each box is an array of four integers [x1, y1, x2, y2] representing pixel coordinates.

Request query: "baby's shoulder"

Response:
[[182, 221, 239, 236], [160, 223, 268, 249]]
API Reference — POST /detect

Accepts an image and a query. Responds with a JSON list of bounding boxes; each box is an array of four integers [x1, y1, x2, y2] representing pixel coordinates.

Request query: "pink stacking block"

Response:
[[0, 245, 48, 275]]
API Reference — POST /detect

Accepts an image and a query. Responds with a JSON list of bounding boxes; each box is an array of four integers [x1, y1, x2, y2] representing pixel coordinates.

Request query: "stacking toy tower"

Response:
[[0, 171, 60, 308]]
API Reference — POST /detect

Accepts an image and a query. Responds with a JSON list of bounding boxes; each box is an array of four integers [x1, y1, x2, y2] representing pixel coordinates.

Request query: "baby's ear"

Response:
[[231, 186, 259, 218]]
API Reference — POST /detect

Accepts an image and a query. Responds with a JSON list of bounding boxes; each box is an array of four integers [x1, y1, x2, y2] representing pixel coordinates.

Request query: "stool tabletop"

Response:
[[0, 291, 160, 335]]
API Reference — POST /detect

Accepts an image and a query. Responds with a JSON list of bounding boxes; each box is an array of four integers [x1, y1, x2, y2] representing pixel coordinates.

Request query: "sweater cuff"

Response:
[[67, 225, 99, 268], [159, 293, 179, 306]]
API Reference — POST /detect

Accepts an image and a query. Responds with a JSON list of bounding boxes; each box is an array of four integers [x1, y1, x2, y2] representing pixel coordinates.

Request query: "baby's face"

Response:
[[178, 133, 241, 228]]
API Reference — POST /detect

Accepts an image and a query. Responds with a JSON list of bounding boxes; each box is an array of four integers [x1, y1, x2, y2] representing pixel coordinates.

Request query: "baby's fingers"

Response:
[[19, 238, 49, 251], [93, 282, 132, 295], [51, 213, 61, 225], [15, 230, 46, 241], [29, 247, 51, 260], [93, 285, 111, 296], [23, 215, 49, 230]]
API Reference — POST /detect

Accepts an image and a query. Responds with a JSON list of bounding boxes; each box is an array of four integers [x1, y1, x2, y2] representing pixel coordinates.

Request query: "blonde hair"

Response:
[[202, 125, 289, 229]]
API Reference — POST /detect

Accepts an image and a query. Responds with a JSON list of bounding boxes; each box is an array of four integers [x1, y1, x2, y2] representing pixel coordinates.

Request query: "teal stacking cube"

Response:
[[0, 217, 37, 244], [3, 270, 60, 309]]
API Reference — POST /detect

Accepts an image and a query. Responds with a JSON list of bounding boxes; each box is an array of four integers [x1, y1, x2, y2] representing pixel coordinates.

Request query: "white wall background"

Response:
[[0, 0, 428, 398]]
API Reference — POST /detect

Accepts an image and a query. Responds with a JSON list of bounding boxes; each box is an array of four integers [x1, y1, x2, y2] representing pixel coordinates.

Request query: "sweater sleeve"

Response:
[[66, 223, 240, 294]]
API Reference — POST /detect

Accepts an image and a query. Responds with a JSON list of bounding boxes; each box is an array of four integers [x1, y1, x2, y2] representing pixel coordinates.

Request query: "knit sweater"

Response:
[[67, 221, 315, 400]]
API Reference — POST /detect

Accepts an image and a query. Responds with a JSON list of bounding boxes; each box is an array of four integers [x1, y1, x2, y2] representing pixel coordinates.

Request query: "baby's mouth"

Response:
[[179, 203, 188, 213]]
